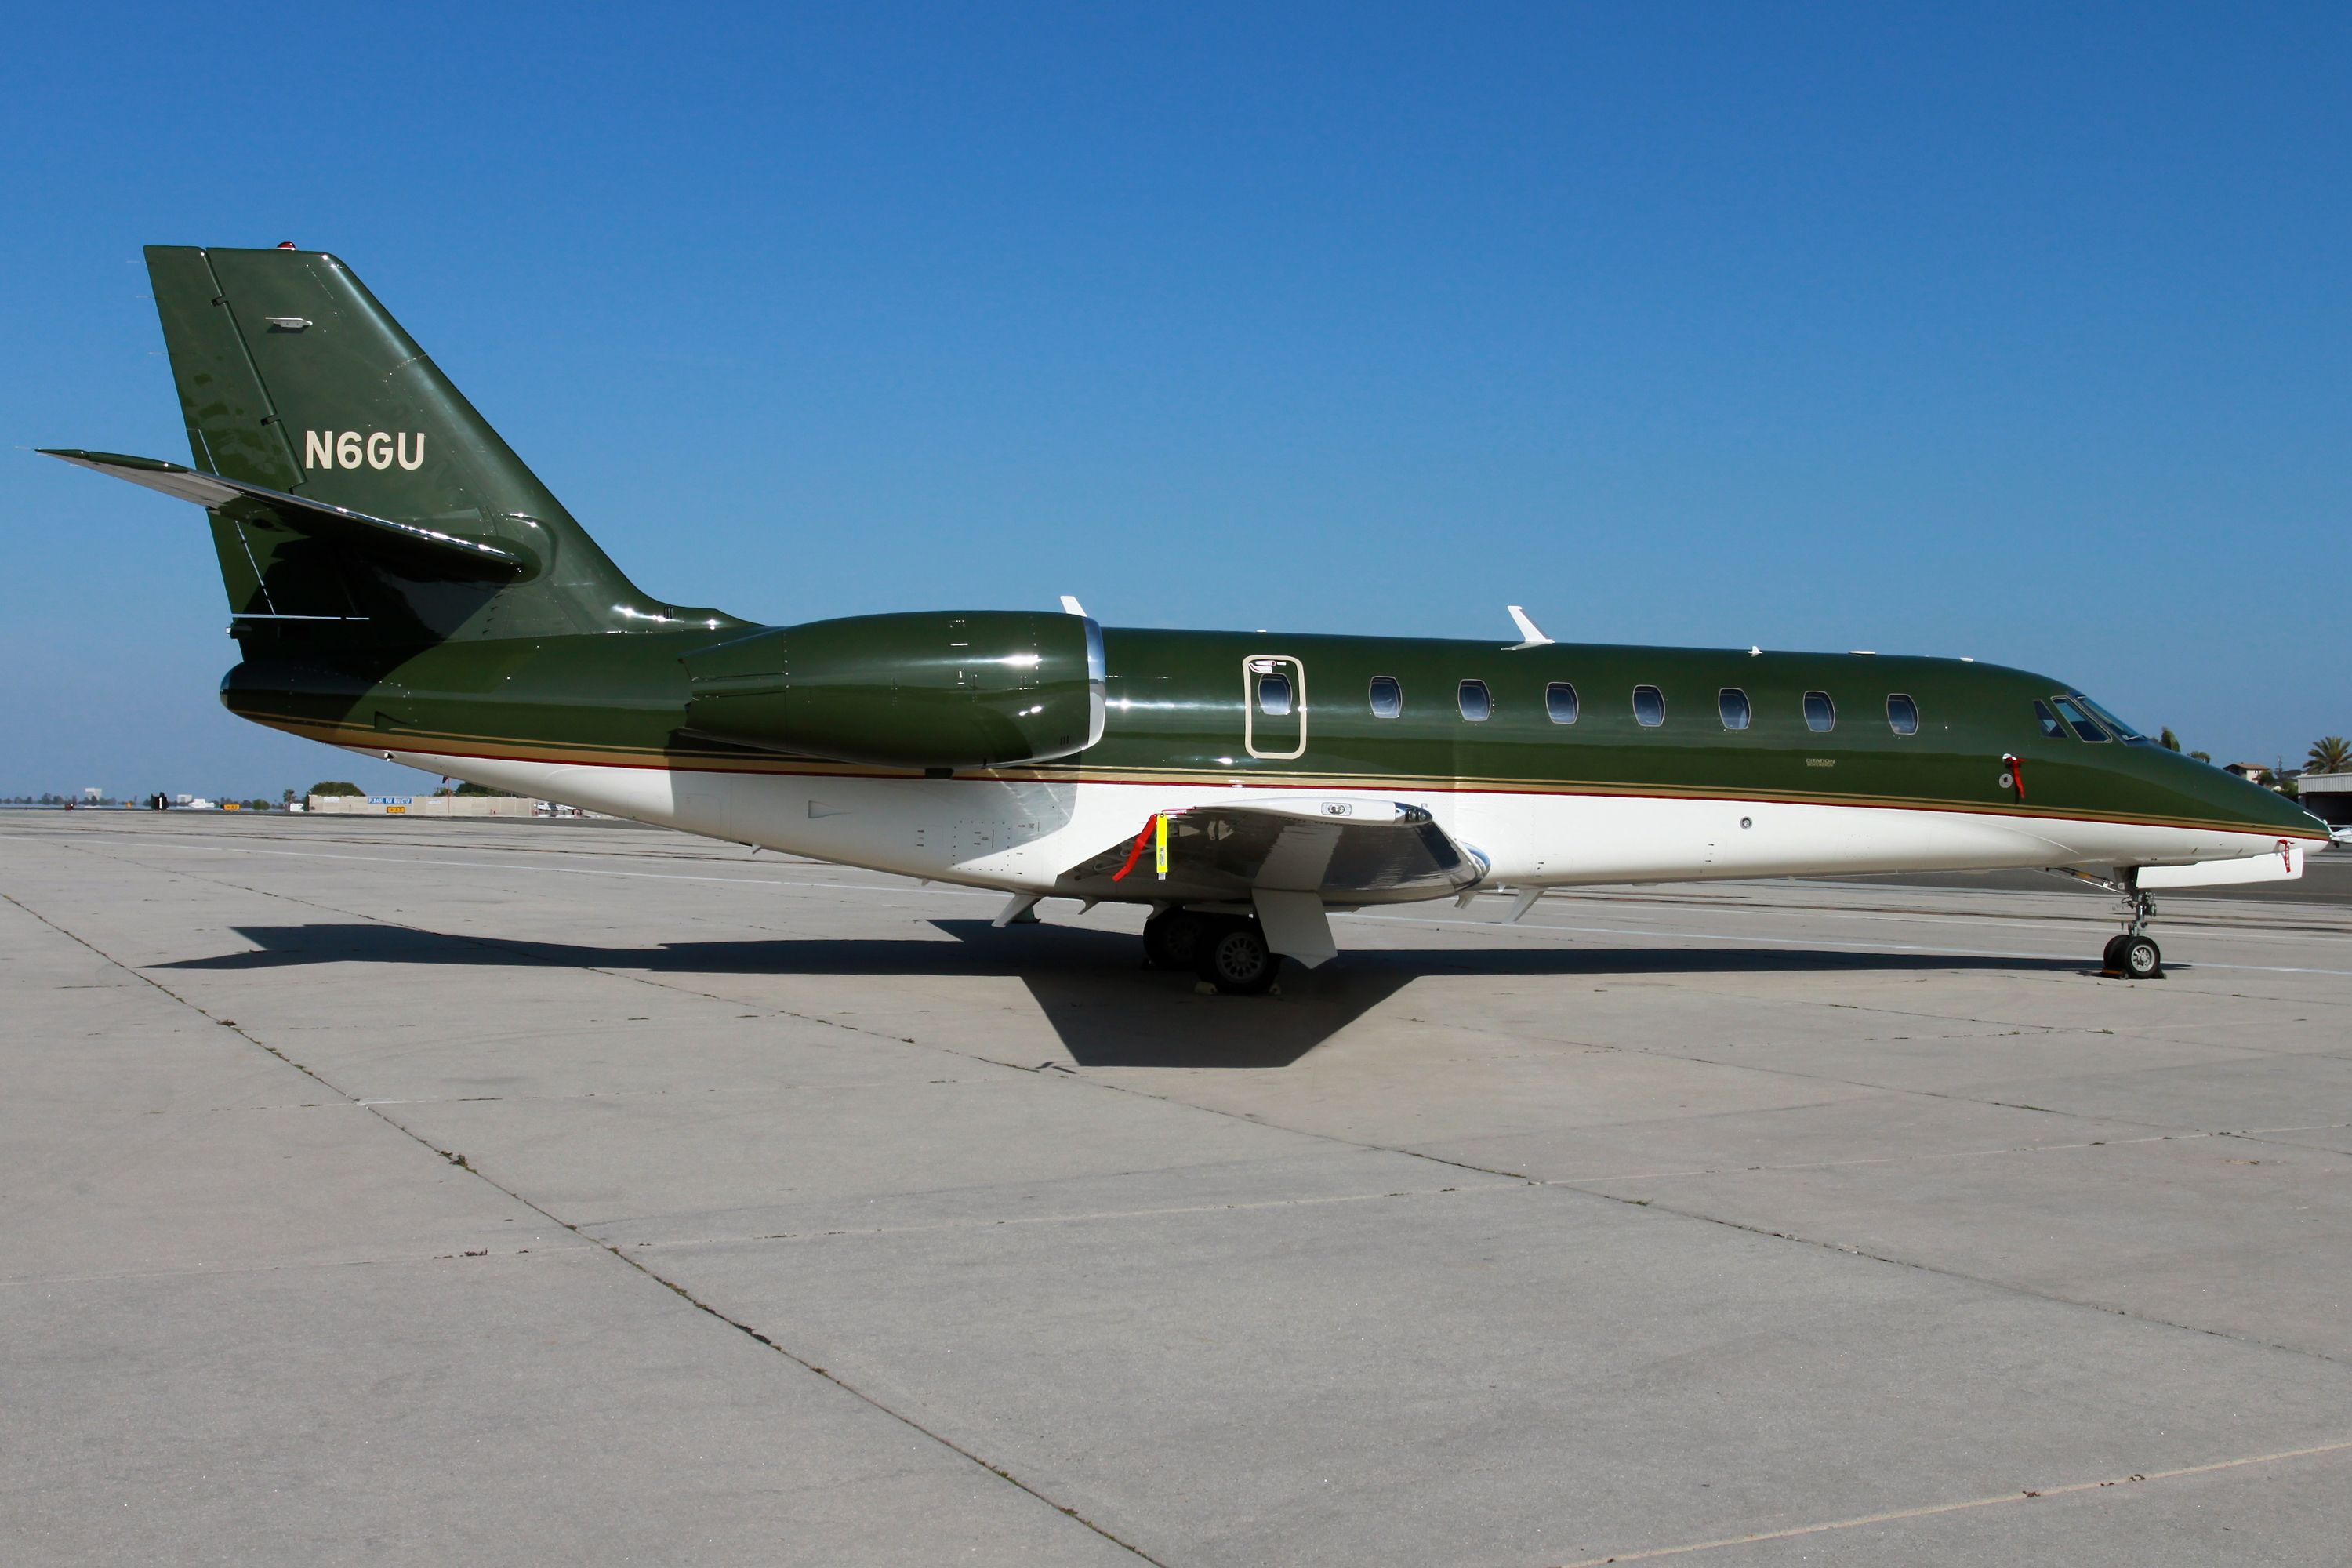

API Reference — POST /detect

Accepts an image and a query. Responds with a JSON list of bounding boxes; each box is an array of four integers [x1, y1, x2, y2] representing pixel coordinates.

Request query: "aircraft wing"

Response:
[[43, 449, 524, 579], [1058, 797, 1485, 906], [2137, 839, 2304, 889]]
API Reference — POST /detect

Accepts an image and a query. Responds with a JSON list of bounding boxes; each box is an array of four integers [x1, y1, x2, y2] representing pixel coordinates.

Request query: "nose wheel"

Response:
[[2100, 891, 2162, 979]]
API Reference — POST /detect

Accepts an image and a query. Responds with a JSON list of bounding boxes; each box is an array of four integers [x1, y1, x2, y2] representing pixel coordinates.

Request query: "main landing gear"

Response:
[[2100, 890, 2162, 980], [1142, 907, 1284, 996]]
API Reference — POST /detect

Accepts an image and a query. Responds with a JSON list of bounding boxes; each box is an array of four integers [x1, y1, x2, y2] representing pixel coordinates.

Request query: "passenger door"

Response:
[[1243, 655, 1306, 760]]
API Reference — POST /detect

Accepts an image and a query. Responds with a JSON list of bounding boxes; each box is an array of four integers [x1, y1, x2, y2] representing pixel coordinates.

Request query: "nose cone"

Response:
[[2162, 750, 2328, 837]]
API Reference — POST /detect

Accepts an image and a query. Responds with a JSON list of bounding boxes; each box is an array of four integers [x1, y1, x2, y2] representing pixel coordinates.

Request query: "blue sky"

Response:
[[3, 2, 2345, 796]]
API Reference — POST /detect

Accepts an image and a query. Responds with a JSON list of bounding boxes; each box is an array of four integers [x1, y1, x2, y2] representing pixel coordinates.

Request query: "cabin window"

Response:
[[1886, 694, 1920, 735], [1256, 671, 1293, 717], [1545, 682, 1579, 724], [1368, 675, 1402, 718], [2034, 700, 2066, 739], [1632, 685, 1665, 727], [1802, 691, 1836, 732], [1457, 680, 1491, 722], [2074, 694, 2146, 743], [2051, 695, 2110, 742], [1719, 688, 1751, 731]]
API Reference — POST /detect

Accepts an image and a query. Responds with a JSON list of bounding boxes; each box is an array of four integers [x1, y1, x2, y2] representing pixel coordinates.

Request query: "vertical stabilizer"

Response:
[[143, 245, 725, 641]]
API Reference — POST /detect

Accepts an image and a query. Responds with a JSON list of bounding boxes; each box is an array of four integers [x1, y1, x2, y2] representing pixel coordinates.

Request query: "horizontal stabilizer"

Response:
[[42, 449, 524, 579]]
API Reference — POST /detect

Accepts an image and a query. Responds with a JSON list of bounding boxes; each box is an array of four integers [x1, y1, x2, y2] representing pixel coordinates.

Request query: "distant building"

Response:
[[2222, 762, 2270, 782], [2299, 771, 2352, 827]]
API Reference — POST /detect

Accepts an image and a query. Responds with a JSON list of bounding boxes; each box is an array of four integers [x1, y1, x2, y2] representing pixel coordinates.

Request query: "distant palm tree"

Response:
[[2310, 736, 2350, 774], [2158, 727, 2181, 751]]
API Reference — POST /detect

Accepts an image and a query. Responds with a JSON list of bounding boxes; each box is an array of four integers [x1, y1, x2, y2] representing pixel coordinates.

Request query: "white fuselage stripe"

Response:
[[375, 749, 2293, 900]]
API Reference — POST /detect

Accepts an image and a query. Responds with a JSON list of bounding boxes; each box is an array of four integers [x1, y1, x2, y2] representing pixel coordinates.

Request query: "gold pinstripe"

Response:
[[255, 709, 2325, 842]]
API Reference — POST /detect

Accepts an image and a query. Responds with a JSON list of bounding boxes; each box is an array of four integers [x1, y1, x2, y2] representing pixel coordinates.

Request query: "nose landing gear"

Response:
[[2101, 890, 2162, 979]]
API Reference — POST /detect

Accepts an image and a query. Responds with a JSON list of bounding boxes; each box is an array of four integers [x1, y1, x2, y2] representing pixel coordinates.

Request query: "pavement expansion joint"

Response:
[[1550, 1127, 2205, 1185], [1548, 1438, 2352, 1566], [1558, 1181, 2347, 1368], [16, 818, 2351, 1563], [8, 874, 1171, 1567], [566, 1230, 1172, 1564], [2, 1243, 589, 1290], [589, 1178, 1534, 1250]]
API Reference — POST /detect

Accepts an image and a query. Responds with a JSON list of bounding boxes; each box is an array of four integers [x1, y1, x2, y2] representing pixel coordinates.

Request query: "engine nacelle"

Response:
[[681, 610, 1106, 769]]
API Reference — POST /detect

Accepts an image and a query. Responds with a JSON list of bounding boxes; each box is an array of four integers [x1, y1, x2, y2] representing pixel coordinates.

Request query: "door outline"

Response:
[[1243, 654, 1307, 760]]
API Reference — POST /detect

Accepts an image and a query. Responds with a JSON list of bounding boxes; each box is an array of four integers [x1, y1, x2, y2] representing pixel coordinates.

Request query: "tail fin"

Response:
[[136, 245, 732, 643]]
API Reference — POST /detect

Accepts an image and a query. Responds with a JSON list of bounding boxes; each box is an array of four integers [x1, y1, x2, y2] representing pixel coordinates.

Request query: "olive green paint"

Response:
[[50, 245, 2326, 850]]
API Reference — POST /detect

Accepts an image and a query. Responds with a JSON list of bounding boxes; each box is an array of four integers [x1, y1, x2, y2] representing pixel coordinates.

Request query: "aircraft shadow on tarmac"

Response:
[[159, 920, 2082, 1069]]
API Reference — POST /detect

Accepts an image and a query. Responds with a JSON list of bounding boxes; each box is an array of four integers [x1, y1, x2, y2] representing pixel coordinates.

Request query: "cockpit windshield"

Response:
[[2072, 694, 2147, 744]]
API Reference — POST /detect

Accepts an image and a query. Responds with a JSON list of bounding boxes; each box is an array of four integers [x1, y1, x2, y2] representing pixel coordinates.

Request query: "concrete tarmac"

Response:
[[5, 813, 2349, 1566]]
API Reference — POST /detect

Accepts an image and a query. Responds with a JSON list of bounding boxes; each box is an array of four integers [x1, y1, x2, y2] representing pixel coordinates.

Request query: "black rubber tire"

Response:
[[1142, 909, 1207, 971], [2100, 934, 2131, 975], [1192, 916, 1283, 995], [2121, 935, 2162, 980]]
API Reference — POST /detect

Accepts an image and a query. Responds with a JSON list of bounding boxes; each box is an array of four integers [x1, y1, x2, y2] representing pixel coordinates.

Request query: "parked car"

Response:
[[2331, 822, 2352, 848]]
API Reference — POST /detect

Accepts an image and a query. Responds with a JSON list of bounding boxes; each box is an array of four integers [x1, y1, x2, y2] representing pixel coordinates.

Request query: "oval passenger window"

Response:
[[1719, 688, 1751, 731], [1545, 682, 1578, 724], [1633, 685, 1664, 727], [1367, 675, 1401, 718], [1257, 673, 1292, 717], [1457, 680, 1491, 722], [1802, 691, 1835, 732], [1887, 694, 1919, 735]]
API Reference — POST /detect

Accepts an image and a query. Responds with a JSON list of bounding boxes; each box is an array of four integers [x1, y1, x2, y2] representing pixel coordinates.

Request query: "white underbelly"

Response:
[[379, 747, 2261, 899]]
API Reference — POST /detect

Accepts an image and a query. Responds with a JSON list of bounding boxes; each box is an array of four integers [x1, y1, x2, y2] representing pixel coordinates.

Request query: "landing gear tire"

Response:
[[2103, 888, 2162, 979], [1142, 909, 1207, 971], [1192, 916, 1283, 996]]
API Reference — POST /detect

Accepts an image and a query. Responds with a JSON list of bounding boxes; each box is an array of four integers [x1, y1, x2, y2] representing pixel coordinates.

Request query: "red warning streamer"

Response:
[[1109, 814, 1160, 883], [2002, 753, 2026, 800]]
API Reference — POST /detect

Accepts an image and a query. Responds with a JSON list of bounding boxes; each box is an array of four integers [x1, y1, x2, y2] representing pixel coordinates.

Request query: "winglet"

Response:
[[1505, 605, 1553, 649]]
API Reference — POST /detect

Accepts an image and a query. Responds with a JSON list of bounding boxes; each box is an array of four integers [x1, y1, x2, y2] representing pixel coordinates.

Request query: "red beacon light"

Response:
[[276, 241, 296, 249]]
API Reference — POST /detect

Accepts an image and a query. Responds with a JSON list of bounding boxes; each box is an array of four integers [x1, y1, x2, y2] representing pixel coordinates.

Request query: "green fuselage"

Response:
[[57, 241, 2318, 877], [223, 623, 2315, 844]]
